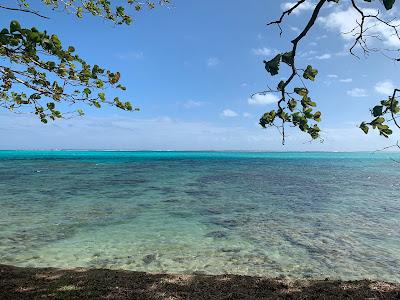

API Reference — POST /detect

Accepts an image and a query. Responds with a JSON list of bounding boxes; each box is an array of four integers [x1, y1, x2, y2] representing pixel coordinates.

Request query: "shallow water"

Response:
[[0, 151, 399, 282]]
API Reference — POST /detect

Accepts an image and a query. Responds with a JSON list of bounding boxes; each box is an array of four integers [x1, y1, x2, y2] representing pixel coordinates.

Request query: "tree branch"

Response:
[[0, 5, 49, 19], [267, 0, 306, 35]]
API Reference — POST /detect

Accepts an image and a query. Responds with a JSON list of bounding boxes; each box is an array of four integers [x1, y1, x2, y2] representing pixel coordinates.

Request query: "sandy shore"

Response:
[[0, 264, 399, 299]]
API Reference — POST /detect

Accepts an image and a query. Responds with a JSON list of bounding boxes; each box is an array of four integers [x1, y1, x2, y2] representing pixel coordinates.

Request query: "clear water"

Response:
[[0, 151, 399, 282]]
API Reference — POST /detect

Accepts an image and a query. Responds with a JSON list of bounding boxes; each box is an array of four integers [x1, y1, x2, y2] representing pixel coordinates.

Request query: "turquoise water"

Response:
[[0, 151, 399, 282]]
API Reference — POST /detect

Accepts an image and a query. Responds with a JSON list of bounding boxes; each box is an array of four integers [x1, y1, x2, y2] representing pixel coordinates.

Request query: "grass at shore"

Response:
[[0, 264, 399, 299]]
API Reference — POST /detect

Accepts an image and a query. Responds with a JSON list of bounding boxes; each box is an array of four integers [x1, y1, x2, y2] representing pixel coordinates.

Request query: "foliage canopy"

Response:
[[0, 1, 168, 123], [257, 0, 400, 144]]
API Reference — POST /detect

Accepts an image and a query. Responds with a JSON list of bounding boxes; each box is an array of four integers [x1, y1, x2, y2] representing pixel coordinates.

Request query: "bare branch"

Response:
[[267, 0, 306, 35], [0, 5, 49, 19]]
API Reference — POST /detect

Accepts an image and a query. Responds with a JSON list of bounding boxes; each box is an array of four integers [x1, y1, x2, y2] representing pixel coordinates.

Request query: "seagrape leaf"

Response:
[[383, 0, 396, 10], [263, 54, 281, 76], [372, 117, 385, 124], [294, 87, 308, 97], [303, 65, 318, 81], [360, 122, 369, 134], [313, 111, 321, 121], [259, 110, 276, 128], [10, 20, 21, 33], [288, 99, 297, 111], [277, 80, 285, 91], [380, 127, 393, 137], [372, 105, 383, 117], [281, 51, 294, 66]]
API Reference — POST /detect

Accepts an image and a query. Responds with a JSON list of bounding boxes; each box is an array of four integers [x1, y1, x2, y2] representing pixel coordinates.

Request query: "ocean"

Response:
[[0, 151, 399, 282]]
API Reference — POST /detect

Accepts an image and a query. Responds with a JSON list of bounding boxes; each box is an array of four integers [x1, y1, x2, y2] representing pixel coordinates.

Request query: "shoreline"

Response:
[[1, 264, 399, 299]]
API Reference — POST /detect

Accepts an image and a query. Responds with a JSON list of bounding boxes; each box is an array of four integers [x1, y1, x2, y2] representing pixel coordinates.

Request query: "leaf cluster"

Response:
[[27, 0, 170, 25], [263, 0, 398, 143], [261, 51, 321, 140], [0, 20, 135, 123], [360, 95, 399, 138], [0, 1, 170, 122], [259, 86, 321, 139]]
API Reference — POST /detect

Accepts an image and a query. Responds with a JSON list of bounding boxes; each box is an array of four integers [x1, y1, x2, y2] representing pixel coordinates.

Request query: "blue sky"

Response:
[[0, 0, 399, 150]]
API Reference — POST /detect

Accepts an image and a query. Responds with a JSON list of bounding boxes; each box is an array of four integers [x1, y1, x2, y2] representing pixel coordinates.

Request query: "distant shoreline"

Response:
[[0, 149, 397, 153], [1, 264, 399, 299]]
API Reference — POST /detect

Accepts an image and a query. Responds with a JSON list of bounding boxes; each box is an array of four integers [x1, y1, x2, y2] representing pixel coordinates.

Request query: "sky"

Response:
[[0, 0, 399, 151]]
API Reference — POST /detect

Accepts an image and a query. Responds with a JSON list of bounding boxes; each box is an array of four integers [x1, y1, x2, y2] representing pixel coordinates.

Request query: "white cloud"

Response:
[[335, 50, 348, 57], [299, 50, 317, 57], [243, 112, 252, 118], [375, 80, 395, 95], [281, 1, 316, 14], [221, 109, 238, 117], [183, 100, 205, 109], [319, 7, 400, 47], [319, 8, 367, 38], [290, 26, 300, 32], [248, 94, 279, 106], [206, 57, 220, 67], [316, 53, 331, 60], [251, 47, 276, 56], [326, 75, 352, 83], [347, 88, 368, 97], [316, 34, 328, 40]]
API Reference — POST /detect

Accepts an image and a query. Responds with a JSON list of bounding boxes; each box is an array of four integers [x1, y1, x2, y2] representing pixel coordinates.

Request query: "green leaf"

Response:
[[51, 34, 61, 47], [288, 99, 297, 112], [371, 117, 385, 125], [10, 20, 21, 33], [98, 92, 106, 101], [259, 110, 276, 128], [263, 54, 281, 76], [124, 101, 133, 111], [294, 88, 308, 97], [303, 65, 318, 81], [308, 124, 320, 139], [360, 122, 369, 134], [382, 0, 396, 10], [281, 51, 294, 66], [372, 105, 383, 117], [380, 128, 393, 137], [313, 111, 321, 121], [116, 84, 126, 91], [277, 80, 285, 91]]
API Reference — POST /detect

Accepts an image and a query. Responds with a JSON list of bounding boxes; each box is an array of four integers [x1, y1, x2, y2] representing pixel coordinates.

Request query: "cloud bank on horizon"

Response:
[[0, 113, 396, 151]]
